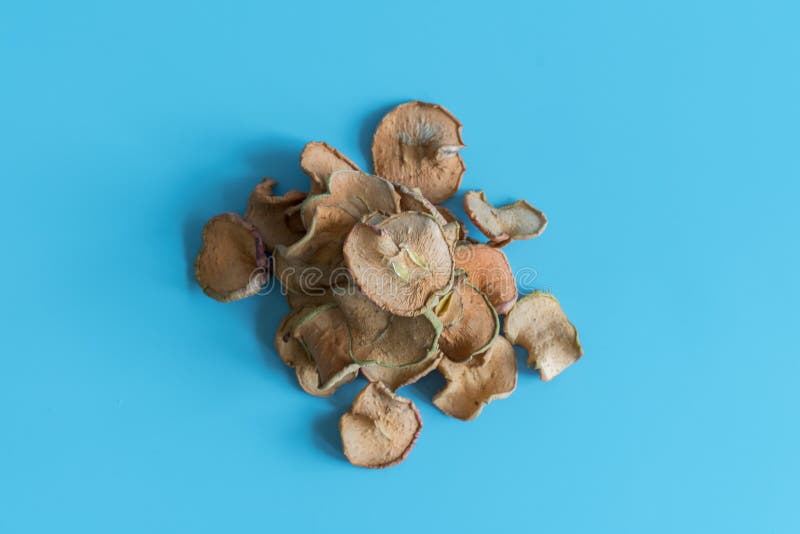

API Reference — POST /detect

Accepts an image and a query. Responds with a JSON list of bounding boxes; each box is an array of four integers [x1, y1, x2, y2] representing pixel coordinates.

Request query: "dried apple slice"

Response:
[[300, 141, 361, 194], [275, 307, 315, 369], [372, 101, 465, 203], [274, 196, 372, 292], [343, 212, 454, 317], [300, 170, 400, 230], [504, 291, 583, 381], [463, 190, 547, 246], [291, 304, 360, 389], [340, 382, 422, 468], [453, 242, 517, 314], [244, 178, 307, 251], [335, 289, 441, 368], [433, 336, 517, 421], [437, 275, 499, 363], [194, 213, 269, 302], [275, 307, 356, 397]]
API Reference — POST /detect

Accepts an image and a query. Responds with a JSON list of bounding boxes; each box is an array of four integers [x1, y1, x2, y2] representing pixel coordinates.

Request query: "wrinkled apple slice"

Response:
[[463, 190, 547, 246], [340, 382, 422, 468], [195, 213, 269, 302], [434, 336, 517, 420], [504, 291, 583, 381], [372, 101, 465, 203]]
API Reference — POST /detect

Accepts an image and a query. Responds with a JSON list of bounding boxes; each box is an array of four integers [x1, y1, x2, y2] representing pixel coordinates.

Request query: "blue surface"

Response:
[[1, 1, 798, 532]]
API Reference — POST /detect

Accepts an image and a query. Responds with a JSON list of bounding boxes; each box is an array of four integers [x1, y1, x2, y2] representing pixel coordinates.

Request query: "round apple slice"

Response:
[[372, 101, 465, 203], [291, 304, 360, 390], [343, 211, 454, 317], [274, 307, 356, 397], [340, 382, 422, 468], [335, 288, 441, 369], [453, 242, 517, 314], [436, 274, 499, 363], [194, 213, 269, 302], [300, 170, 400, 230]]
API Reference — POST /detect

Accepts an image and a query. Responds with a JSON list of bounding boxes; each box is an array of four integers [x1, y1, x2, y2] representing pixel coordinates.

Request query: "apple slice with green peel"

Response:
[[335, 288, 442, 369], [344, 211, 454, 317], [436, 274, 500, 363]]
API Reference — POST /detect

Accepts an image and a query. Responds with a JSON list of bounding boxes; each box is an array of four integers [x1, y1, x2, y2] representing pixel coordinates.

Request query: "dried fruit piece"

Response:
[[504, 291, 583, 381], [275, 307, 356, 397], [275, 181, 391, 292], [292, 304, 360, 389], [335, 289, 441, 368], [372, 101, 465, 203], [362, 352, 443, 391], [437, 275, 499, 363], [195, 213, 269, 302], [300, 141, 361, 195], [433, 336, 517, 420], [244, 178, 307, 251], [301, 170, 400, 229], [463, 190, 547, 246], [343, 212, 454, 317], [272, 219, 342, 293], [453, 242, 517, 314], [340, 382, 422, 468]]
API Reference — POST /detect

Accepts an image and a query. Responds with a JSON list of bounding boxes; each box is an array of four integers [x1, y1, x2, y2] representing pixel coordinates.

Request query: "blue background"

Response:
[[1, 1, 798, 532]]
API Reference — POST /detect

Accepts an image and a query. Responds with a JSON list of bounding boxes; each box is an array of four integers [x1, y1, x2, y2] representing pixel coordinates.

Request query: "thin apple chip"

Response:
[[463, 190, 547, 246], [453, 242, 517, 314], [275, 307, 356, 397], [340, 382, 422, 468], [504, 291, 583, 381], [343, 212, 453, 317], [372, 101, 465, 203], [291, 304, 360, 389], [335, 288, 441, 368], [437, 275, 499, 363], [244, 178, 307, 251], [195, 213, 269, 302], [434, 336, 517, 420]]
